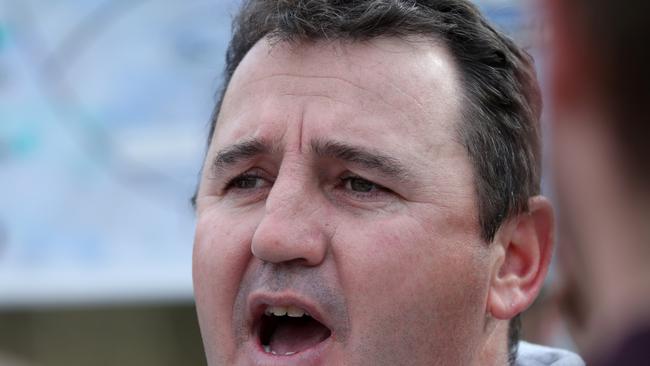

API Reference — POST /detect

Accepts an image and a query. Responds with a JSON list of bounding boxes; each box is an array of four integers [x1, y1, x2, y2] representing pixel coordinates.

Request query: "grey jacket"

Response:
[[515, 341, 585, 366]]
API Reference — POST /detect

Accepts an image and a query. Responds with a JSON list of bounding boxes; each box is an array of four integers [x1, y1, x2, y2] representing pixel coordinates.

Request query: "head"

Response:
[[193, 1, 553, 365], [546, 0, 650, 358]]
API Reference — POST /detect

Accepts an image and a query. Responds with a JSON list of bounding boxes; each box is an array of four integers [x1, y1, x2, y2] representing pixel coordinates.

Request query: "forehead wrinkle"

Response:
[[238, 62, 435, 128], [380, 73, 427, 114], [279, 92, 362, 115], [260, 72, 429, 124], [249, 73, 367, 90]]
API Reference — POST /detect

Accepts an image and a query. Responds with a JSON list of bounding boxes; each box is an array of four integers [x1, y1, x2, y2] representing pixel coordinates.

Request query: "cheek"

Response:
[[341, 221, 487, 312], [335, 215, 490, 364], [338, 210, 487, 305], [193, 209, 258, 361]]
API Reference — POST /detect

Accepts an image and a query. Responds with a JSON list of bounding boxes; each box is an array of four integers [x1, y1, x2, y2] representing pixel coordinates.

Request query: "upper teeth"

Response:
[[265, 305, 309, 317]]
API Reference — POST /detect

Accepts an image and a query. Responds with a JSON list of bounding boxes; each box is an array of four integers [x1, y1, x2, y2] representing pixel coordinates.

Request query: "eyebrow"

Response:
[[310, 139, 410, 180], [209, 137, 410, 180], [211, 138, 271, 176]]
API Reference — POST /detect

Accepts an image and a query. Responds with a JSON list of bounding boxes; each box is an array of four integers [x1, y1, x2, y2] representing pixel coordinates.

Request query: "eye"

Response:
[[338, 175, 394, 202], [225, 172, 272, 192], [344, 176, 380, 193], [231, 175, 264, 189]]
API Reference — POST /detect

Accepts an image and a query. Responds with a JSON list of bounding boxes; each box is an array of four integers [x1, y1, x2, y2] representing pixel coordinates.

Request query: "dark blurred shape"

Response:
[[550, 0, 650, 188], [546, 0, 650, 364], [0, 303, 205, 366], [571, 0, 650, 187]]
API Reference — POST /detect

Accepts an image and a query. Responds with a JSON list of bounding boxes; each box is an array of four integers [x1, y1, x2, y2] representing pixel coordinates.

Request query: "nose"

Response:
[[251, 177, 330, 266]]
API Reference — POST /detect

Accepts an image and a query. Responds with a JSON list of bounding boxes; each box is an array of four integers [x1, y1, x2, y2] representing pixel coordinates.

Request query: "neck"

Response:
[[478, 319, 511, 366]]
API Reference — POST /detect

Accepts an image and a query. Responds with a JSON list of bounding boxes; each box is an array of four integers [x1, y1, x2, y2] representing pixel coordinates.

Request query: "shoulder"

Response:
[[515, 341, 585, 366]]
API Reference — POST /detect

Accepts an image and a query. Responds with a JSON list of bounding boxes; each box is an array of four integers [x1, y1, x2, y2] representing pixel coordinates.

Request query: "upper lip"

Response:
[[247, 291, 334, 340]]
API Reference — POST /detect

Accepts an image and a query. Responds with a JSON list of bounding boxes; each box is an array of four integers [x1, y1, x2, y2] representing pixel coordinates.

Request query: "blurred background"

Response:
[[0, 0, 568, 365]]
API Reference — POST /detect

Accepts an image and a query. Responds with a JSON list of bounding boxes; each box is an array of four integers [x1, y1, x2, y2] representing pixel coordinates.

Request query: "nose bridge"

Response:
[[265, 164, 311, 219], [251, 163, 329, 266]]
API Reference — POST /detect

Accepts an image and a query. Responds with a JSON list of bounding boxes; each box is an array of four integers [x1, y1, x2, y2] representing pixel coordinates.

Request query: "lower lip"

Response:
[[245, 335, 334, 366]]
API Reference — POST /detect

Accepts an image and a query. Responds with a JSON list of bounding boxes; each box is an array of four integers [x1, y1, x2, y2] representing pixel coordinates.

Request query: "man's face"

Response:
[[193, 37, 493, 365]]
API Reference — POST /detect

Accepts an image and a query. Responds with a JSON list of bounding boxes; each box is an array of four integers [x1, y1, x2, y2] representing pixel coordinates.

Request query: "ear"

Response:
[[487, 196, 555, 320]]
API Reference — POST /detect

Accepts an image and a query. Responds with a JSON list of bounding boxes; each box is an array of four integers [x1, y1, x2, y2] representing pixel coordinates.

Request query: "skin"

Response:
[[546, 0, 650, 360], [193, 36, 553, 366]]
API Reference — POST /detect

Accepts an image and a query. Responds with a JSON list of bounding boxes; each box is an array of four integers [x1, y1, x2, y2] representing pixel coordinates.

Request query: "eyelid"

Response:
[[340, 173, 387, 189], [338, 174, 394, 202], [222, 168, 274, 192]]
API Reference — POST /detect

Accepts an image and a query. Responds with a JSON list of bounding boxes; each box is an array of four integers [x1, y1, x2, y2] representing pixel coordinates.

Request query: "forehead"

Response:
[[212, 37, 463, 163]]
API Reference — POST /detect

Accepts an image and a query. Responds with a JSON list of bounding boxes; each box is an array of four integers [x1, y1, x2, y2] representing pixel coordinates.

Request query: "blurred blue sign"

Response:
[[0, 0, 530, 306]]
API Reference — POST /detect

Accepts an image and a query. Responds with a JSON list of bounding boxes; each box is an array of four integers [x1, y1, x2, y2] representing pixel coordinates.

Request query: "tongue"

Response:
[[269, 317, 331, 355]]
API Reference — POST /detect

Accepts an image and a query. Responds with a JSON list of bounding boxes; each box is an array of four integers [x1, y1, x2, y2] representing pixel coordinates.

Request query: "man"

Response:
[[546, 0, 650, 364], [192, 1, 583, 365]]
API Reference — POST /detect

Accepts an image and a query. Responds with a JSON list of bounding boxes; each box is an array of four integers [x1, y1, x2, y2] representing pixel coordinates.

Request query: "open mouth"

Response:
[[257, 305, 332, 356]]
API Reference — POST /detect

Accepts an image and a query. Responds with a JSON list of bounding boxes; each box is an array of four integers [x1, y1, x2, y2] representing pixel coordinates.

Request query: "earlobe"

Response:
[[488, 196, 555, 320]]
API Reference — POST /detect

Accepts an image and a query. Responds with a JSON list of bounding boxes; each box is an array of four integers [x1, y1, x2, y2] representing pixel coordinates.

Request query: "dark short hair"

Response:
[[202, 0, 542, 362]]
